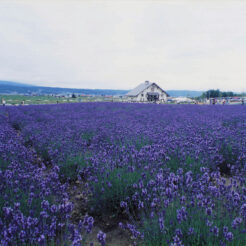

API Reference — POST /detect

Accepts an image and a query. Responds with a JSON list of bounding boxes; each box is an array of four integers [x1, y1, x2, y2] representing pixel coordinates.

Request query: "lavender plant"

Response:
[[1, 103, 245, 245]]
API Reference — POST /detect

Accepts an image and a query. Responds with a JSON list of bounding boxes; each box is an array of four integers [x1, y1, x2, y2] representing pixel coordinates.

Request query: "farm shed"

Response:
[[126, 81, 169, 103]]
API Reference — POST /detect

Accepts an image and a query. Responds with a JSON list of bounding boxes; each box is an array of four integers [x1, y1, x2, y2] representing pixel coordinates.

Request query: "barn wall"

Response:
[[139, 84, 167, 102], [126, 83, 168, 103]]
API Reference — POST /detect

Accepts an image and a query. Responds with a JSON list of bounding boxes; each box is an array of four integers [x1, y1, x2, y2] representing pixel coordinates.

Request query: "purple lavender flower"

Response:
[[37, 234, 45, 245], [159, 216, 164, 231], [188, 227, 194, 235], [120, 201, 128, 208], [232, 217, 242, 229], [170, 235, 184, 246], [223, 226, 228, 235], [175, 228, 183, 238], [97, 231, 106, 246], [206, 207, 212, 216], [119, 222, 125, 229], [211, 226, 219, 237], [138, 201, 144, 209], [176, 207, 187, 223], [225, 231, 233, 241], [240, 204, 246, 219], [82, 215, 94, 233]]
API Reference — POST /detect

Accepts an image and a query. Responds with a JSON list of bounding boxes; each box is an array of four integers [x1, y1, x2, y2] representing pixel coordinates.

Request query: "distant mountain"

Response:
[[0, 80, 204, 97], [0, 80, 128, 96], [0, 80, 35, 87], [166, 90, 204, 97]]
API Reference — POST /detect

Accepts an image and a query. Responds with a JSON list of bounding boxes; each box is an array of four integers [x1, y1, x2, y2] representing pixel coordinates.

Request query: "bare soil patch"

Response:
[[68, 180, 132, 246]]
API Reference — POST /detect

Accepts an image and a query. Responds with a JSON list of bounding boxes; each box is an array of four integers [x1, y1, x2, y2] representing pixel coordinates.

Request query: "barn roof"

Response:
[[126, 81, 169, 97], [126, 81, 153, 96]]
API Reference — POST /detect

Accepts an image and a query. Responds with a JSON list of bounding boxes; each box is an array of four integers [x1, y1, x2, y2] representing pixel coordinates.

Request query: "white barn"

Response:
[[126, 81, 169, 103]]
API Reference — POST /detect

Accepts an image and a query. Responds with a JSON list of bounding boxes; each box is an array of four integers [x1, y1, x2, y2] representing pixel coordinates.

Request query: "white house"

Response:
[[126, 81, 169, 103]]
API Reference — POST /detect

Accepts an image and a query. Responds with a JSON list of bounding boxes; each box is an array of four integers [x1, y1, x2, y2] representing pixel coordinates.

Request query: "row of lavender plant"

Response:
[[0, 108, 94, 245], [3, 103, 246, 245]]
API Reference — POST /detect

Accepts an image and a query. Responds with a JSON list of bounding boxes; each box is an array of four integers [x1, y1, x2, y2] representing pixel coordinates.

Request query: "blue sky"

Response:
[[0, 0, 246, 92]]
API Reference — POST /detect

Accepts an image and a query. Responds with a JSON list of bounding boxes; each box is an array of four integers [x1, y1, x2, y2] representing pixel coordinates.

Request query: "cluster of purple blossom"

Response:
[[0, 110, 95, 245], [1, 103, 246, 245]]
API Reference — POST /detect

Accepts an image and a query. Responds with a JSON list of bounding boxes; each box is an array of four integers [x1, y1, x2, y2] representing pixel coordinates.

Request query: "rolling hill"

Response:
[[0, 80, 204, 97]]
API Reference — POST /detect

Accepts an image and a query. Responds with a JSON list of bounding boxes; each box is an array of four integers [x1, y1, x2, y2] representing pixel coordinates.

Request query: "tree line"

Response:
[[200, 89, 246, 99]]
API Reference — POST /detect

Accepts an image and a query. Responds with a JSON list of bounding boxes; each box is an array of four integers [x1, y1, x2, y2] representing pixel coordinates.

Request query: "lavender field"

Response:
[[0, 103, 246, 246]]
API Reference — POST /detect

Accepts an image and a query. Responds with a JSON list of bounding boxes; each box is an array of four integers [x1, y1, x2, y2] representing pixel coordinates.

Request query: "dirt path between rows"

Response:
[[85, 226, 131, 246], [68, 181, 133, 246]]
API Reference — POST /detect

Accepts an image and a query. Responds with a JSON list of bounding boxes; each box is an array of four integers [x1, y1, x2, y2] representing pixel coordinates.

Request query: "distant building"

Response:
[[126, 81, 169, 103], [172, 97, 195, 104]]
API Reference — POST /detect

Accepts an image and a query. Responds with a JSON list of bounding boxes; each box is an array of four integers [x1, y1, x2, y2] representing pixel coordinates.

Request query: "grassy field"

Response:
[[0, 95, 122, 105]]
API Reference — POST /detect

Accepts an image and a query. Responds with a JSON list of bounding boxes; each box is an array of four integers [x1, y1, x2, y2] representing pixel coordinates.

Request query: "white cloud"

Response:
[[0, 0, 246, 92]]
